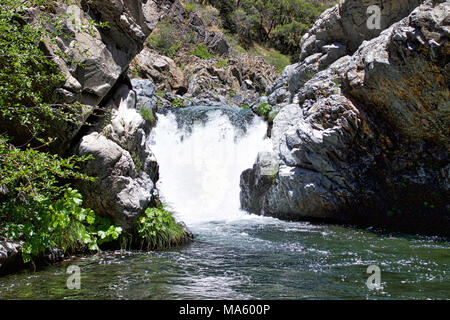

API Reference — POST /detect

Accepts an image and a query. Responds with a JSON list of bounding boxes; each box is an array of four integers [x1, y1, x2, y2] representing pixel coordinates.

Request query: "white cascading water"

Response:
[[149, 108, 272, 228]]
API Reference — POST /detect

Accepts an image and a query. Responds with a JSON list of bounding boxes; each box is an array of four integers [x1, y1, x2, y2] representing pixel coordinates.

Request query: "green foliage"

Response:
[[240, 104, 250, 109], [166, 41, 183, 59], [214, 58, 228, 69], [0, 137, 124, 262], [0, 0, 121, 263], [136, 206, 187, 250], [171, 98, 184, 108], [130, 152, 143, 172], [0, 186, 122, 263], [88, 216, 122, 246], [0, 0, 68, 136], [256, 102, 272, 117], [268, 166, 279, 182], [140, 108, 156, 125], [148, 20, 182, 58], [183, 3, 196, 13], [0, 137, 93, 198], [0, 0, 110, 137], [263, 50, 291, 73], [268, 110, 279, 122], [189, 43, 214, 60], [206, 0, 332, 58]]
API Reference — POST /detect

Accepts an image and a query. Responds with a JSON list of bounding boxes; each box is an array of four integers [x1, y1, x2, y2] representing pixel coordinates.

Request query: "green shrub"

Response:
[[214, 58, 228, 69], [210, 0, 330, 57], [166, 41, 183, 59], [136, 206, 187, 250], [140, 108, 156, 125], [147, 20, 182, 58], [268, 110, 279, 122], [189, 43, 214, 60], [0, 1, 122, 263], [264, 50, 291, 73], [0, 185, 122, 263], [171, 98, 184, 108], [183, 3, 195, 13], [257, 102, 272, 117]]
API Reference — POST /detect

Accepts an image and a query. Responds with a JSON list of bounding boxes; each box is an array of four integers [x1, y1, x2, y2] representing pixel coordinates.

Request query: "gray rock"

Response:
[[240, 151, 279, 214], [0, 240, 22, 275], [77, 82, 159, 231], [266, 0, 424, 115], [132, 48, 186, 92], [39, 0, 174, 148], [241, 1, 450, 226]]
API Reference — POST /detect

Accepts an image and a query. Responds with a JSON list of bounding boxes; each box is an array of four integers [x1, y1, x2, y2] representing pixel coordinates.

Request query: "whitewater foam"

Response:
[[149, 107, 273, 227]]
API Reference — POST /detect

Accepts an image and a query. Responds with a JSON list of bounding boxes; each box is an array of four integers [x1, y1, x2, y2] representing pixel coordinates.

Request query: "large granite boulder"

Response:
[[77, 80, 159, 232], [241, 0, 449, 234]]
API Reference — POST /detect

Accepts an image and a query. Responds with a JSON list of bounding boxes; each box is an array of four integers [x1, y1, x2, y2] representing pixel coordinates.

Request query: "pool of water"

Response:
[[1, 107, 447, 300], [0, 217, 448, 300]]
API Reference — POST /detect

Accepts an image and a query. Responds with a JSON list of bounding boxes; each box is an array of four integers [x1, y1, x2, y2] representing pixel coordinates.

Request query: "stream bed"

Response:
[[1, 107, 448, 300]]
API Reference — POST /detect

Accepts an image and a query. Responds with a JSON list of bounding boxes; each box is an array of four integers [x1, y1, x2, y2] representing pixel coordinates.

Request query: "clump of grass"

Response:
[[257, 102, 272, 117], [140, 108, 156, 125], [214, 58, 228, 69], [147, 20, 182, 58], [171, 98, 184, 108], [189, 43, 214, 60], [184, 3, 195, 12], [136, 206, 188, 250], [268, 110, 279, 122], [264, 51, 291, 73]]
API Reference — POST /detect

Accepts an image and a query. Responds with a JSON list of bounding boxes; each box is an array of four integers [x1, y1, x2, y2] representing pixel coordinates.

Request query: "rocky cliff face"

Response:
[[241, 0, 449, 235], [36, 0, 175, 148], [266, 0, 424, 107], [129, 0, 279, 110], [1, 0, 178, 273]]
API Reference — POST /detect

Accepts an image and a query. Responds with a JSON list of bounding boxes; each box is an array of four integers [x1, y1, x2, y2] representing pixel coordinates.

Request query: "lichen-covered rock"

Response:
[[241, 0, 450, 234]]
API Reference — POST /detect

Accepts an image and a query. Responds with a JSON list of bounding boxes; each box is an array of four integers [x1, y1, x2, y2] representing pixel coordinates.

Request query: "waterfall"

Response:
[[149, 107, 272, 227]]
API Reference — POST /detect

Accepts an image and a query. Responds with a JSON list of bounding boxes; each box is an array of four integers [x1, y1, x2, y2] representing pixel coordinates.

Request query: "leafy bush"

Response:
[[207, 0, 332, 57], [268, 110, 279, 122], [147, 20, 182, 58], [0, 137, 123, 262], [136, 206, 187, 250], [189, 43, 214, 60], [171, 98, 184, 108], [0, 0, 122, 263], [0, 186, 122, 263], [257, 102, 272, 117], [140, 108, 156, 125], [214, 58, 228, 69], [183, 3, 195, 13], [264, 50, 291, 73]]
